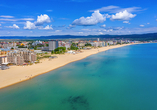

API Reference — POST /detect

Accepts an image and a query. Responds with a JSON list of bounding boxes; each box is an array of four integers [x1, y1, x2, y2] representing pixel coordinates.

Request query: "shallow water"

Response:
[[0, 43, 157, 110]]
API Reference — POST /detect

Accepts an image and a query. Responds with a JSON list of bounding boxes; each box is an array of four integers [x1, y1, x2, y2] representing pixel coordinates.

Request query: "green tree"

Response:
[[85, 43, 92, 46], [54, 47, 66, 54], [51, 50, 54, 54], [46, 44, 49, 47]]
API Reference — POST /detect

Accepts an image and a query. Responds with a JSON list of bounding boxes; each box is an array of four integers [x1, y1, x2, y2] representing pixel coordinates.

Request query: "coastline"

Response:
[[0, 43, 138, 89]]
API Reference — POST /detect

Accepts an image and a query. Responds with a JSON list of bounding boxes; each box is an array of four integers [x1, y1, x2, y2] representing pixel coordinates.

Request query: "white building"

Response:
[[108, 41, 114, 45], [49, 40, 59, 51], [32, 40, 43, 46], [0, 56, 8, 65]]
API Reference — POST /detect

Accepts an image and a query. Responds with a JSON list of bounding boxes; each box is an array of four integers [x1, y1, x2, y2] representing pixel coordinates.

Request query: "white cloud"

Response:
[[72, 10, 106, 26], [5, 24, 20, 29], [24, 21, 36, 29], [23, 14, 52, 29], [140, 25, 144, 27], [20, 18, 34, 21], [123, 21, 130, 24], [67, 24, 76, 29], [100, 24, 106, 28], [111, 10, 136, 20], [55, 30, 62, 32], [99, 32, 103, 34], [43, 25, 53, 30], [0, 19, 18, 21], [35, 14, 51, 26], [90, 6, 119, 12], [0, 24, 1, 26], [78, 32, 83, 34], [147, 23, 150, 24], [0, 15, 14, 18], [90, 6, 144, 13], [0, 18, 34, 21]]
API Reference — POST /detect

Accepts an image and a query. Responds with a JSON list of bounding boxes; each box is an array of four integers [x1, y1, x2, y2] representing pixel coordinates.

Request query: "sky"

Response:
[[0, 0, 157, 36]]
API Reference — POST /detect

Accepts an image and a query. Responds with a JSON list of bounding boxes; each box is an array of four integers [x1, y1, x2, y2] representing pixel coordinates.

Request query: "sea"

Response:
[[0, 43, 157, 110]]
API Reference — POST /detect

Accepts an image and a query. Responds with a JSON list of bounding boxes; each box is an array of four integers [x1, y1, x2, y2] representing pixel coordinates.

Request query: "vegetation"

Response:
[[17, 45, 26, 48], [46, 44, 49, 47], [34, 44, 44, 50], [68, 43, 78, 50], [69, 46, 78, 50], [85, 43, 92, 46], [51, 50, 54, 54], [53, 47, 66, 54], [117, 42, 121, 45]]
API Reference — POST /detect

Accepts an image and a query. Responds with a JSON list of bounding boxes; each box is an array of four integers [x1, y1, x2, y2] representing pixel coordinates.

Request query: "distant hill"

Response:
[[1, 33, 157, 41]]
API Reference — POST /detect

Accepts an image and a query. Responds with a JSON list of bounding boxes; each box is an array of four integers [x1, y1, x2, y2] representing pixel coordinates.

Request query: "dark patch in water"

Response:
[[62, 95, 90, 110], [84, 62, 89, 68]]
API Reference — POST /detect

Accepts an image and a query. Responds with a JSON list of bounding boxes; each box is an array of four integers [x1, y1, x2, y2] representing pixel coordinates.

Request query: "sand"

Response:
[[0, 44, 137, 89]]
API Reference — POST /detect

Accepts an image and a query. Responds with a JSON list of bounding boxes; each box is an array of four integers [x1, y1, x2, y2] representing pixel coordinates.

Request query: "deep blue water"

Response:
[[0, 43, 157, 110]]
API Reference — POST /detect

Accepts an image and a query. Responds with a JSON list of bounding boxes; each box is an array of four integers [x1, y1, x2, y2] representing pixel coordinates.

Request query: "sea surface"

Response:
[[0, 43, 157, 110]]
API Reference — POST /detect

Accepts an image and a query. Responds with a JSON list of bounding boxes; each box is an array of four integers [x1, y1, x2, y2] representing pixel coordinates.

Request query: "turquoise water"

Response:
[[1, 43, 157, 110]]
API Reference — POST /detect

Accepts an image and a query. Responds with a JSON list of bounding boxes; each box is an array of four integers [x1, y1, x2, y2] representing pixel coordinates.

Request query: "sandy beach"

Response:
[[0, 44, 136, 89]]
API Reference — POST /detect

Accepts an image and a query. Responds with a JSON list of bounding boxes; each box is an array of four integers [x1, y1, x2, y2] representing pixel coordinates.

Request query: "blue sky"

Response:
[[0, 0, 157, 36]]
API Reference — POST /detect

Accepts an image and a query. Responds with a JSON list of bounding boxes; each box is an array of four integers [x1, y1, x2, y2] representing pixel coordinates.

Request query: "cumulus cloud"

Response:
[[35, 14, 51, 26], [43, 25, 53, 30], [140, 25, 144, 27], [72, 10, 106, 26], [24, 21, 36, 29], [110, 10, 136, 20], [5, 24, 20, 29], [100, 24, 106, 28], [24, 14, 52, 29]]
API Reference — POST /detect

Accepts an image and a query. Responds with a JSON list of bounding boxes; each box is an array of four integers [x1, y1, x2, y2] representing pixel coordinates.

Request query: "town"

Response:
[[0, 38, 154, 70]]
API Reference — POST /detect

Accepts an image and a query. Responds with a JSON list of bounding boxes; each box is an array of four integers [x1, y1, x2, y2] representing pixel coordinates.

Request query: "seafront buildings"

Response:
[[0, 56, 8, 64], [7, 50, 37, 65], [0, 38, 149, 70], [49, 40, 58, 51]]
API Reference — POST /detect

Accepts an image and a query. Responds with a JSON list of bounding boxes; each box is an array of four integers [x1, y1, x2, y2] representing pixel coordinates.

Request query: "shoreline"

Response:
[[0, 43, 138, 89]]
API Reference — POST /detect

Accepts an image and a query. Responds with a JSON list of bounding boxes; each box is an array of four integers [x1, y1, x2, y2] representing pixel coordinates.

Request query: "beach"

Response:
[[0, 44, 136, 89]]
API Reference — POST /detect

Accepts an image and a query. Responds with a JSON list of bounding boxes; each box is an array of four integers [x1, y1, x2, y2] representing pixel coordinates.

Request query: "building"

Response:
[[48, 40, 58, 51], [108, 41, 114, 45], [78, 42, 85, 47], [97, 38, 100, 42], [7, 50, 37, 65], [105, 41, 108, 47], [32, 40, 43, 46], [0, 56, 8, 65], [64, 43, 71, 50]]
